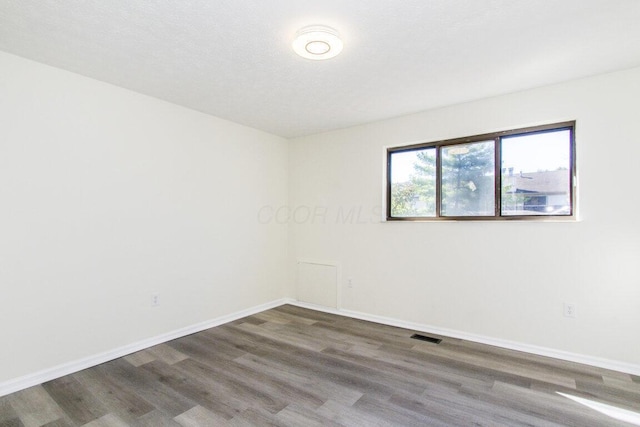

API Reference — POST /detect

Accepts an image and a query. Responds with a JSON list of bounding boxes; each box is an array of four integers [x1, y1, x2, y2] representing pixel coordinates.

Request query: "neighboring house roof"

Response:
[[503, 170, 569, 195]]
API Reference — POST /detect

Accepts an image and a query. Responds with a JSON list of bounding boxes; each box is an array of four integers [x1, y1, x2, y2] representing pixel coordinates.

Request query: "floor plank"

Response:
[[6, 386, 68, 427]]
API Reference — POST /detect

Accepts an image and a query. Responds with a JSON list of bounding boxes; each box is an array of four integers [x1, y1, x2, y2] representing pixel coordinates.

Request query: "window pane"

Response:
[[441, 141, 495, 216], [389, 148, 436, 217], [501, 130, 571, 216]]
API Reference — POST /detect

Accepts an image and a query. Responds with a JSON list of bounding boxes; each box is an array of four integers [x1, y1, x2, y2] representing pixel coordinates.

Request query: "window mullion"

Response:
[[494, 137, 501, 217], [436, 146, 442, 217]]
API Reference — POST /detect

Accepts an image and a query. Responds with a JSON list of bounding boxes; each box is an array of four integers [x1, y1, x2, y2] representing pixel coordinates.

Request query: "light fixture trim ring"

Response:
[[293, 25, 343, 60]]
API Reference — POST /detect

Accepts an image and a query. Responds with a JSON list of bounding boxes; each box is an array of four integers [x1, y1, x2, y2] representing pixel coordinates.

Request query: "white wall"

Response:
[[0, 51, 288, 384], [288, 66, 640, 368]]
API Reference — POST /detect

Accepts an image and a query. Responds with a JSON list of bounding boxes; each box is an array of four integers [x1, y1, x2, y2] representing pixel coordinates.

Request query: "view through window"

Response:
[[387, 122, 575, 220]]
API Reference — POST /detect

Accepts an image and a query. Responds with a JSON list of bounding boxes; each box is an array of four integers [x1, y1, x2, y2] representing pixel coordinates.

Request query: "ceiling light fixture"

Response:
[[292, 25, 343, 60]]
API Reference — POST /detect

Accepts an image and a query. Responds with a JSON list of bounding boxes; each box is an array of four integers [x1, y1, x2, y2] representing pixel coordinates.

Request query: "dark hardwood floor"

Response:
[[1, 304, 639, 426]]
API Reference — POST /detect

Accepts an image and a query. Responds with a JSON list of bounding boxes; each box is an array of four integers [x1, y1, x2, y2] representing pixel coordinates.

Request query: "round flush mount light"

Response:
[[292, 25, 343, 60]]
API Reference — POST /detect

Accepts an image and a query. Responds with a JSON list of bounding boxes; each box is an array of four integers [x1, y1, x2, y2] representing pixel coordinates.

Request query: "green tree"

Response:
[[390, 149, 436, 217], [390, 142, 494, 217], [441, 142, 494, 216]]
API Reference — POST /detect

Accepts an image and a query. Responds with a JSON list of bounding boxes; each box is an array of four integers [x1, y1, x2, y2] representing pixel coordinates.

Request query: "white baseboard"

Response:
[[0, 298, 288, 398], [3, 297, 638, 398], [286, 300, 640, 377]]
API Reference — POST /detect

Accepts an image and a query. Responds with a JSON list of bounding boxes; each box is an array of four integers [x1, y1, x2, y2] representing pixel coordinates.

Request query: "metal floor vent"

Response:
[[410, 334, 442, 344]]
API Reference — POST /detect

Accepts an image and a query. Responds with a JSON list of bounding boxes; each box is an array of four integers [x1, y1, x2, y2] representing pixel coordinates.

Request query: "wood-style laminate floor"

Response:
[[1, 305, 639, 426]]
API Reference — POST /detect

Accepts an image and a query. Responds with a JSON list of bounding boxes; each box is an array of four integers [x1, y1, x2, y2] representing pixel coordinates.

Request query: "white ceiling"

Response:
[[1, 1, 640, 138]]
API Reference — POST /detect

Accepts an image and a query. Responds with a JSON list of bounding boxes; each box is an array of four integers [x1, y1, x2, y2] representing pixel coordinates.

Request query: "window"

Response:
[[387, 121, 575, 220]]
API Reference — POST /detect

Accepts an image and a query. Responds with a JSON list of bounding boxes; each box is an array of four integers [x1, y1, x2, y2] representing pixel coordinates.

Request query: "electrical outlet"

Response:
[[563, 302, 576, 318], [151, 293, 160, 307], [347, 278, 353, 288]]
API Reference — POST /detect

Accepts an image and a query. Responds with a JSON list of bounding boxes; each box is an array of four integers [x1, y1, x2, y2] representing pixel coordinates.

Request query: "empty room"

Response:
[[1, 1, 639, 426]]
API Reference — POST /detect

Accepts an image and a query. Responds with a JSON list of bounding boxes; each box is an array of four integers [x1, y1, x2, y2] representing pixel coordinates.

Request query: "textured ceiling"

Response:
[[1, 0, 640, 138]]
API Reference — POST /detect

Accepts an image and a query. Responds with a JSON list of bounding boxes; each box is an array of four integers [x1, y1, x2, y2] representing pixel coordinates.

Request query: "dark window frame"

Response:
[[386, 121, 576, 221]]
